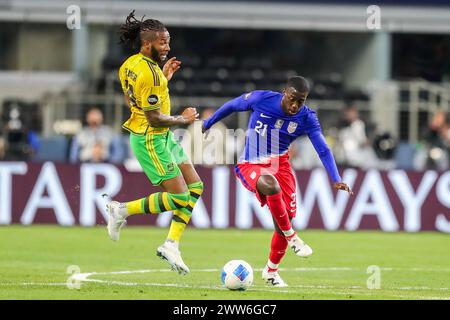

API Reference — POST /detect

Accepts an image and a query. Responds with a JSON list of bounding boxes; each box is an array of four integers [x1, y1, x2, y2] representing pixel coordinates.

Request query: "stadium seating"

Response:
[[104, 51, 368, 100]]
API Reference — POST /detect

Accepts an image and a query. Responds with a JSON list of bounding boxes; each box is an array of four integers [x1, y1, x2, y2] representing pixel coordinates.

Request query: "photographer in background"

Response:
[[423, 110, 450, 170], [1, 105, 36, 161], [335, 104, 378, 169]]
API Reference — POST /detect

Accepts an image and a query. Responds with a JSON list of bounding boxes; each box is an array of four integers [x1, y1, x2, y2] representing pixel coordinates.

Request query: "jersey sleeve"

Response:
[[203, 91, 259, 130], [306, 110, 342, 183], [304, 109, 322, 133], [137, 70, 163, 112], [118, 64, 127, 94]]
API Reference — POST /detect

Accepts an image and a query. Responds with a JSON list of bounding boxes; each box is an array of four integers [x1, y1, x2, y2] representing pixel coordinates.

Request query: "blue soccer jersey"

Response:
[[203, 90, 341, 183]]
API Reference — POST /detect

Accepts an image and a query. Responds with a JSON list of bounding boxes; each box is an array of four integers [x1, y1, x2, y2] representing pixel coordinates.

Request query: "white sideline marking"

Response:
[[71, 266, 353, 276], [1, 267, 449, 300], [70, 268, 450, 292]]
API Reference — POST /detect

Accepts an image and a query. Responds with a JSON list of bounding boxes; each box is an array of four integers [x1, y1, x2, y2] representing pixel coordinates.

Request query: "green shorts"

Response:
[[130, 131, 189, 186]]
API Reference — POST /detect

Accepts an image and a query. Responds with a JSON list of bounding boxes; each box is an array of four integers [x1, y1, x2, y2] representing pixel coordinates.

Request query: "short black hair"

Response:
[[286, 76, 310, 93], [118, 10, 166, 50]]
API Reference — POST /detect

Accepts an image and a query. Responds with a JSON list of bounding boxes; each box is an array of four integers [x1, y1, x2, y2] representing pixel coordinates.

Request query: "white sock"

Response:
[[267, 259, 279, 271], [282, 228, 295, 238]]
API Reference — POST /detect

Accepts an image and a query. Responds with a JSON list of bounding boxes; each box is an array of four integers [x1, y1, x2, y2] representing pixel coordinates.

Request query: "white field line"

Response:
[[2, 280, 448, 300], [1, 267, 449, 299], [19, 276, 446, 298]]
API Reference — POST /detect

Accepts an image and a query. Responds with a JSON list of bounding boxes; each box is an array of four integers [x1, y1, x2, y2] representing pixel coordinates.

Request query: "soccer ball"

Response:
[[221, 260, 253, 291]]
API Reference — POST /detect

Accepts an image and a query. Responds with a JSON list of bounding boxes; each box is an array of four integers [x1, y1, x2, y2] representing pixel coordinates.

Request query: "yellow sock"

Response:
[[166, 181, 204, 242], [126, 199, 142, 215], [167, 210, 190, 242]]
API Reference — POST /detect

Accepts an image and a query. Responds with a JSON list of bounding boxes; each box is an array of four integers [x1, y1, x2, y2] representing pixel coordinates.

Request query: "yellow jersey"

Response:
[[119, 52, 170, 135]]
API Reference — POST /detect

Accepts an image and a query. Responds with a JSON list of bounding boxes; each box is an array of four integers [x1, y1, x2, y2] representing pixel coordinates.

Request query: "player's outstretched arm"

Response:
[[308, 130, 353, 195], [202, 95, 252, 134], [145, 107, 199, 127]]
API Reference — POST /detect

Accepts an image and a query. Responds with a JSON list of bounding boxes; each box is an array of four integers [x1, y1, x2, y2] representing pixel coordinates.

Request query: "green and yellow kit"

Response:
[[119, 53, 189, 185]]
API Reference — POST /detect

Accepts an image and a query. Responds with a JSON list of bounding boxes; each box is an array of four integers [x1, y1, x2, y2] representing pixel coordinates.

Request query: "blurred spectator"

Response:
[[0, 135, 4, 159], [334, 105, 378, 169], [69, 107, 123, 163], [180, 108, 241, 166], [443, 116, 450, 144], [422, 110, 450, 170], [426, 110, 446, 144], [290, 136, 324, 170]]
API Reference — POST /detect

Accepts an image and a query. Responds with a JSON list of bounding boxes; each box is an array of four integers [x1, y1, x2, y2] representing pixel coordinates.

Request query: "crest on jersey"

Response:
[[275, 119, 284, 129], [148, 94, 158, 105], [287, 121, 298, 133]]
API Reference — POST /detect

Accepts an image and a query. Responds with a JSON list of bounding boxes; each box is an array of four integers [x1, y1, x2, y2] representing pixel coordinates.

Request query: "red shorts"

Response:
[[234, 153, 297, 218]]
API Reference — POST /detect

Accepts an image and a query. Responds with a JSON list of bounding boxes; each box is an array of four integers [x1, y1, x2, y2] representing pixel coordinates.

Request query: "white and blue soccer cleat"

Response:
[[262, 266, 288, 287], [287, 234, 313, 258]]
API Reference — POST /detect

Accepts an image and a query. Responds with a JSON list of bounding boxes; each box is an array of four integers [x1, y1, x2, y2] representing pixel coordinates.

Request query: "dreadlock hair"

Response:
[[287, 76, 310, 93], [118, 10, 166, 51]]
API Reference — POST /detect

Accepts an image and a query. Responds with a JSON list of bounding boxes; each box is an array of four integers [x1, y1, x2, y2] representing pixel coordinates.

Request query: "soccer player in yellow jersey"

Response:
[[105, 11, 203, 275]]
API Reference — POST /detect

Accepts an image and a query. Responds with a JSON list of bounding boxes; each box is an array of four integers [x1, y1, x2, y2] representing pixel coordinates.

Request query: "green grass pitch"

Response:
[[0, 225, 449, 300]]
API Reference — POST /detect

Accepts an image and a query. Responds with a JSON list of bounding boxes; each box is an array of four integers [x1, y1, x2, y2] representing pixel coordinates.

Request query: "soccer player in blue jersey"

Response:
[[202, 76, 353, 287]]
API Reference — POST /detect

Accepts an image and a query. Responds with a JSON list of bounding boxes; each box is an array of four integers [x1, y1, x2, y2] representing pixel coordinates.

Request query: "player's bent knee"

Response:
[[188, 180, 204, 199], [257, 175, 281, 195], [195, 181, 204, 195]]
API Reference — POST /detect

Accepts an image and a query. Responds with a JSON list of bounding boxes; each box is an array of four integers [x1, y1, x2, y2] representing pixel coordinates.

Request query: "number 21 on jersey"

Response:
[[255, 120, 268, 136]]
